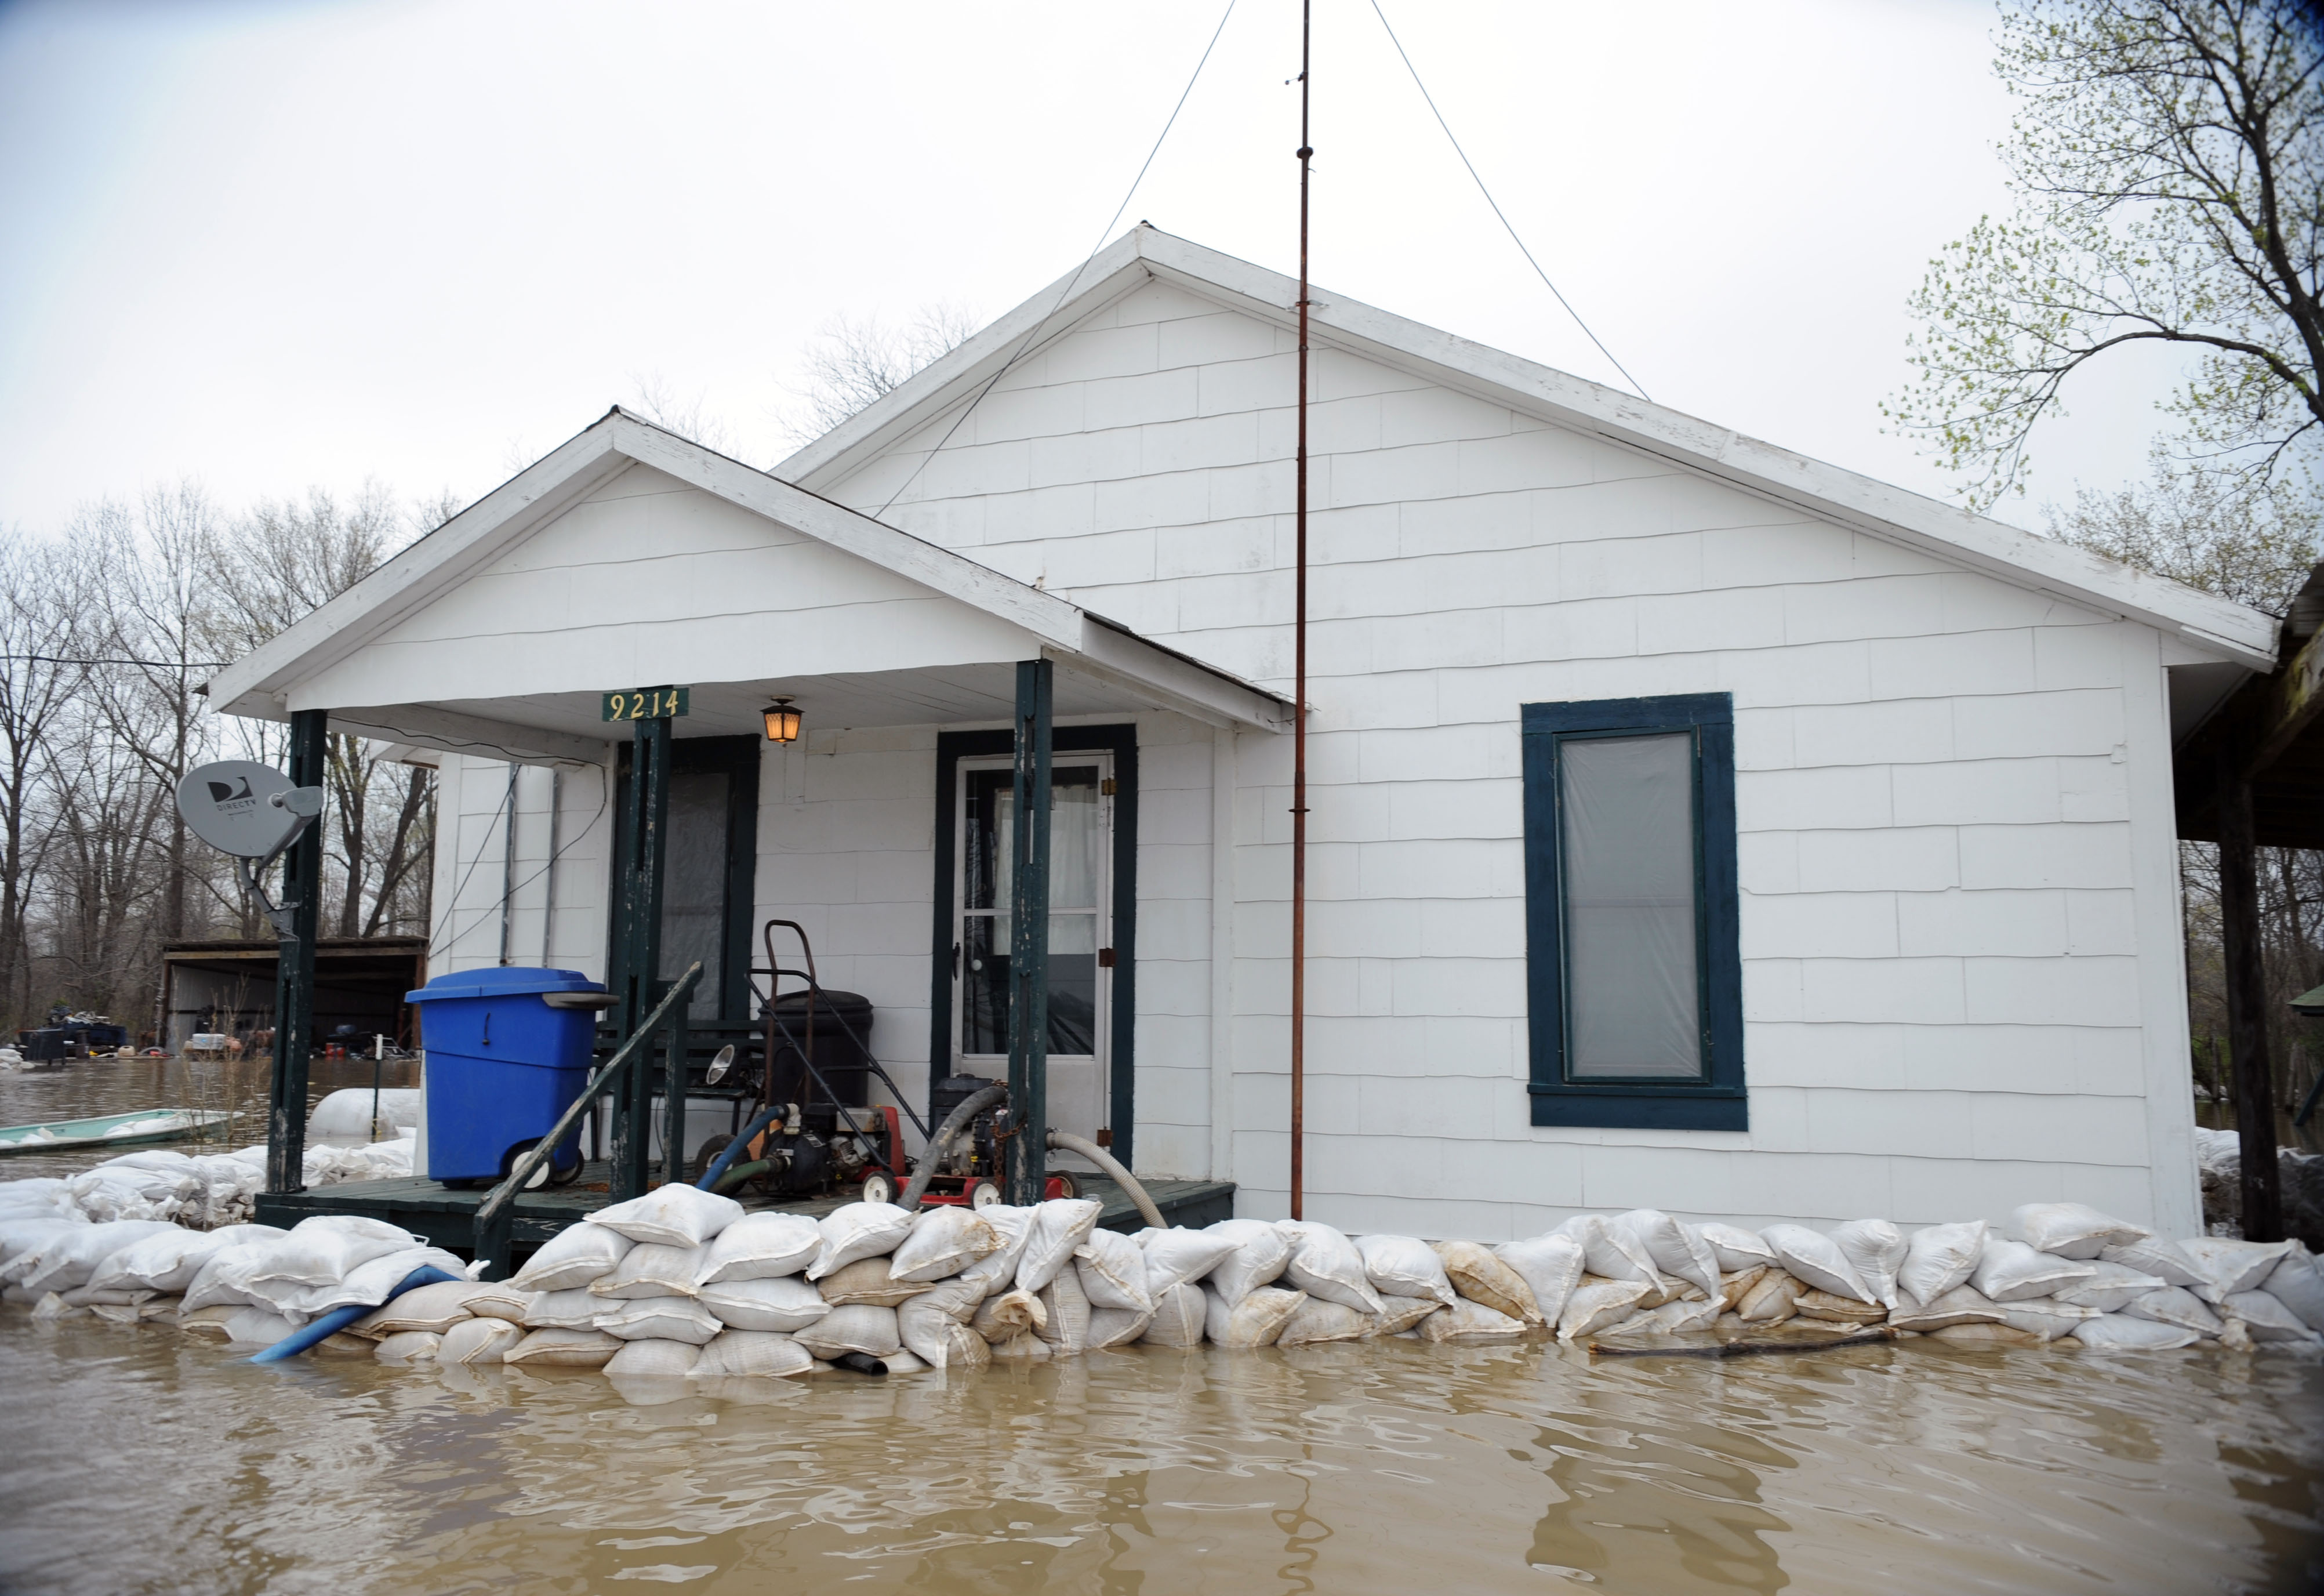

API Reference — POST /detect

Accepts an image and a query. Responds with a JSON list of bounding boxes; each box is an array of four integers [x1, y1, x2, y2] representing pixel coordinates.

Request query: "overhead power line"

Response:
[[1366, 0, 1653, 402], [0, 653, 231, 670]]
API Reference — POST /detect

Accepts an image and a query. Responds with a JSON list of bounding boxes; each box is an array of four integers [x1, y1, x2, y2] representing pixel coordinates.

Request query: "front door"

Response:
[[953, 753, 1113, 1155]]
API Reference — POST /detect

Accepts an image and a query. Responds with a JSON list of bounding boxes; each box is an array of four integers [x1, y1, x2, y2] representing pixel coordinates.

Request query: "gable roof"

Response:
[[778, 226, 2279, 672], [206, 409, 1293, 738]]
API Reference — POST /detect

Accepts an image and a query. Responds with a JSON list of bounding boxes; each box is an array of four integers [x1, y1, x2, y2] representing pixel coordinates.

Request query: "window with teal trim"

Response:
[[1522, 693, 1745, 1130]]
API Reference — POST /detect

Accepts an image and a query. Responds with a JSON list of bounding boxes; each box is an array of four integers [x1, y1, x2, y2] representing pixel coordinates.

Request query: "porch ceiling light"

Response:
[[762, 697, 802, 743]]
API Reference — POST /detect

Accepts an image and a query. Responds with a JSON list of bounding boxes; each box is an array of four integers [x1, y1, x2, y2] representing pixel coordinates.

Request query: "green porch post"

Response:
[[609, 714, 671, 1200], [1006, 658, 1053, 1205], [266, 709, 328, 1194]]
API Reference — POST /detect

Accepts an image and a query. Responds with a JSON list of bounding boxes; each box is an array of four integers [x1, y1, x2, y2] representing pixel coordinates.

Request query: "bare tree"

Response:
[[0, 533, 82, 1022], [779, 303, 982, 444]]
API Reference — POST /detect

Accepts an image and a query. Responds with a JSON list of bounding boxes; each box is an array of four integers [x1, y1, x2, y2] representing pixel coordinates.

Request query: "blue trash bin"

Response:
[[408, 967, 609, 1187]]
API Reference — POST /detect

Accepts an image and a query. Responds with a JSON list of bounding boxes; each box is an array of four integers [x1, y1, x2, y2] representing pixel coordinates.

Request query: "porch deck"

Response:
[[255, 1167, 1237, 1260]]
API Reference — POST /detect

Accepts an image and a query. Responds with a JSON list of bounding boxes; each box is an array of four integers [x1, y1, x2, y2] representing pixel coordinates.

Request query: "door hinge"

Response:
[[1100, 777, 1117, 796], [1097, 947, 1116, 969]]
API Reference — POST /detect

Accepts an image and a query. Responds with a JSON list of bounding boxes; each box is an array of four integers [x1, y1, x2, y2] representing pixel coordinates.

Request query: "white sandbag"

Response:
[[1494, 1234, 1585, 1325], [1203, 1283, 1305, 1348], [972, 1287, 1047, 1343], [2011, 1202, 2150, 1260], [1074, 1228, 1154, 1314], [888, 1207, 1001, 1283], [690, 1330, 815, 1379], [180, 1236, 289, 1313], [1014, 1199, 1102, 1294], [1609, 1297, 1722, 1337], [1277, 1298, 1370, 1345], [289, 1247, 473, 1316], [176, 1304, 241, 1341], [16, 1220, 182, 1296], [792, 1303, 903, 1359], [503, 1327, 622, 1368], [988, 1329, 1051, 1361], [1432, 1240, 1542, 1325], [1795, 1288, 1887, 1324], [2183, 1238, 2297, 1304], [2068, 1314, 2198, 1352], [511, 1223, 636, 1292], [1717, 1266, 1770, 1313], [354, 1281, 493, 1337], [586, 1185, 743, 1249], [463, 1284, 536, 1322], [1139, 1282, 1207, 1347], [1557, 1277, 1650, 1340], [1368, 1296, 1444, 1337], [2224, 1289, 2321, 1344], [1929, 1321, 2043, 1347], [1036, 1261, 1093, 1356], [1737, 1271, 1798, 1323], [1553, 1214, 1658, 1285], [1996, 1298, 2100, 1341], [0, 1218, 83, 1280], [956, 1205, 1036, 1295], [1611, 1210, 1722, 1300], [1137, 1227, 1240, 1295], [808, 1202, 916, 1281], [590, 1242, 707, 1300], [602, 1338, 698, 1377], [223, 1305, 300, 1345], [815, 1256, 924, 1308], [374, 1330, 442, 1362], [244, 1216, 419, 1288], [1970, 1238, 2093, 1303], [1201, 1218, 1293, 1305], [593, 1296, 723, 1344], [2098, 1236, 2209, 1291], [2261, 1247, 2324, 1331], [698, 1275, 831, 1333], [524, 1287, 606, 1330], [898, 1280, 992, 1368], [1277, 1221, 1383, 1314], [439, 1316, 526, 1363], [1760, 1225, 1874, 1304], [1358, 1234, 1455, 1305], [1828, 1220, 1907, 1311], [692, 1211, 821, 1285], [85, 1226, 245, 1296], [1889, 1284, 2007, 1332], [2053, 1260, 2169, 1314], [1419, 1300, 1525, 1343], [1087, 1305, 1155, 1349], [2122, 1285, 2224, 1336], [1898, 1221, 1987, 1307], [1698, 1223, 1777, 1273]]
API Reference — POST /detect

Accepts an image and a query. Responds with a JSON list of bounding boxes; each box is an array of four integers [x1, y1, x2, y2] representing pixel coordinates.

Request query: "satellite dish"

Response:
[[177, 761, 324, 860]]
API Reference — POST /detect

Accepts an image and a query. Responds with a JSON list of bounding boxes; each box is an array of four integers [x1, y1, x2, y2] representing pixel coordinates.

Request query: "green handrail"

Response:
[[472, 960, 702, 1279]]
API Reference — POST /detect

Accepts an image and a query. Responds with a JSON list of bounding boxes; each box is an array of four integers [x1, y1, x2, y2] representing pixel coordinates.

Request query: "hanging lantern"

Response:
[[761, 697, 802, 743]]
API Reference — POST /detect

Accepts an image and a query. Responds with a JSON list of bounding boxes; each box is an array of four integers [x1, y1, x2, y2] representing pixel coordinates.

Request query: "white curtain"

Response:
[[1559, 733, 1701, 1079]]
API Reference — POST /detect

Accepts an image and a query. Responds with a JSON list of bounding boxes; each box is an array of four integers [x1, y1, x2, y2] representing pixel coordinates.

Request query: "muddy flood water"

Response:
[[4, 1061, 2323, 1594]]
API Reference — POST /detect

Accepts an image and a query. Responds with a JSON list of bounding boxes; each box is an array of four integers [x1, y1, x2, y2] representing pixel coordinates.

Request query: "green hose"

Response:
[[712, 1159, 770, 1195]]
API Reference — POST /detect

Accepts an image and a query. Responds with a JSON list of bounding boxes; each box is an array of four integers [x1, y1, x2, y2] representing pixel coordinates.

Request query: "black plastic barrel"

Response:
[[764, 989, 874, 1108]]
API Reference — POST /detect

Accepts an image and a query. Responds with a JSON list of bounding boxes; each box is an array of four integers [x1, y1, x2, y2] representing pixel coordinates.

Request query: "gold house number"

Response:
[[601, 685, 691, 721]]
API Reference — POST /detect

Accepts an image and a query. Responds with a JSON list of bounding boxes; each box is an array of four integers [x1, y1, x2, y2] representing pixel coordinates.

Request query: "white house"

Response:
[[210, 227, 2279, 1242]]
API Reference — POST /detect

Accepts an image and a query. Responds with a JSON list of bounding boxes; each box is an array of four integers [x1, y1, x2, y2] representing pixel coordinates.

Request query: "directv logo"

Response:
[[207, 777, 255, 808]]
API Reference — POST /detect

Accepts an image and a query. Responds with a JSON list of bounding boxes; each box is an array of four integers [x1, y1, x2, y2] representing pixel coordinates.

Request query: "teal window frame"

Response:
[[1522, 692, 1746, 1130]]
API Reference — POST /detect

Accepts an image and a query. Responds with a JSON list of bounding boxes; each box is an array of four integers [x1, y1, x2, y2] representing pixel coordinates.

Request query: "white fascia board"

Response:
[[1058, 616, 1294, 733], [322, 706, 612, 767], [208, 425, 631, 718]]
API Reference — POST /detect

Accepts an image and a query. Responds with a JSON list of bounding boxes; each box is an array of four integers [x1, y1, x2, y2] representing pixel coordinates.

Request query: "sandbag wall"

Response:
[[4, 1186, 2322, 1373]]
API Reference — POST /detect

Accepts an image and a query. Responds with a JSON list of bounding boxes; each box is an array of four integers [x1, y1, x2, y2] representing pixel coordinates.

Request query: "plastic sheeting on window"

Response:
[[1558, 732, 1702, 1079]]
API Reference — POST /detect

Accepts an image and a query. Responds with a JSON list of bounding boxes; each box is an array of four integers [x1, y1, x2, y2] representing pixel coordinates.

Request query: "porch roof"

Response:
[[208, 410, 1294, 763]]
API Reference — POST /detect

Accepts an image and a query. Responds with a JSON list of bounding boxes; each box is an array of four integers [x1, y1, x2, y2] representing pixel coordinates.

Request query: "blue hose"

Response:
[[698, 1105, 785, 1191], [249, 1265, 463, 1363]]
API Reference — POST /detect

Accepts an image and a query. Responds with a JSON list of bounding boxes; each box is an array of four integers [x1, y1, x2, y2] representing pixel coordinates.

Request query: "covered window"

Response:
[[1522, 693, 1744, 1129]]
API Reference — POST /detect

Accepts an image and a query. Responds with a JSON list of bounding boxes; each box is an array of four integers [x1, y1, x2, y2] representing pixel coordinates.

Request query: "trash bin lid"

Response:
[[766, 988, 872, 1015], [406, 967, 608, 1003]]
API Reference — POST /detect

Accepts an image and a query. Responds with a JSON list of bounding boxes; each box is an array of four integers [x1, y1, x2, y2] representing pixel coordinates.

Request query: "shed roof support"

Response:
[[1007, 658, 1052, 1205]]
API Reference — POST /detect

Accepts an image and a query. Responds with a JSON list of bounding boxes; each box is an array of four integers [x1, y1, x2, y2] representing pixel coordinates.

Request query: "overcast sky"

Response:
[[0, 0, 2194, 539]]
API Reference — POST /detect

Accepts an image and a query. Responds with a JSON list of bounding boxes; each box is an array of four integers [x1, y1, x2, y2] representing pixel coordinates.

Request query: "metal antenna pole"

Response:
[[1291, 0, 1312, 1222]]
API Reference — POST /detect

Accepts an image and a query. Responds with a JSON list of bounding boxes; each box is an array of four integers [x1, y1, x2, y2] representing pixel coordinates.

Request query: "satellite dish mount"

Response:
[[176, 760, 327, 936]]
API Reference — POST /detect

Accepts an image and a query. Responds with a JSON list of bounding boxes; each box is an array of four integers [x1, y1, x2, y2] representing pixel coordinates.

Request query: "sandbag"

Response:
[[1014, 1199, 1102, 1294], [1137, 1227, 1240, 1294], [511, 1223, 636, 1291], [989, 1329, 1051, 1361], [374, 1330, 443, 1362], [2068, 1314, 2198, 1352], [881, 1349, 932, 1375], [809, 1202, 916, 1281], [1276, 1298, 1368, 1346], [698, 1276, 831, 1333], [593, 1296, 723, 1344], [524, 1287, 606, 1330], [2097, 1236, 2209, 1291], [2053, 1260, 2168, 1314], [902, 1314, 992, 1370], [888, 1207, 1000, 1283], [1139, 1282, 1208, 1347], [1367, 1296, 1445, 1337], [439, 1316, 526, 1363], [223, 1305, 301, 1345], [1087, 1305, 1155, 1349], [1203, 1283, 1305, 1348], [289, 1246, 472, 1316], [1611, 1298, 1721, 1337], [1970, 1238, 2093, 1303], [1357, 1234, 1455, 1305], [1698, 1223, 1777, 1272], [244, 1216, 418, 1288], [462, 1284, 537, 1322], [0, 1218, 83, 1279], [1557, 1278, 1648, 1340], [2261, 1247, 2324, 1332], [181, 1236, 292, 1313], [1430, 1240, 1539, 1325], [85, 1226, 245, 1296], [1036, 1261, 1093, 1356], [1076, 1227, 1154, 1313], [1794, 1289, 1886, 1324], [793, 1303, 902, 1359], [587, 1185, 742, 1249], [956, 1206, 1036, 1295], [590, 1242, 707, 1300], [1419, 1300, 1524, 1343], [602, 1338, 699, 1377], [815, 1256, 924, 1308], [1611, 1210, 1721, 1300], [2224, 1290, 2321, 1344], [1553, 1214, 1658, 1285], [1716, 1267, 1769, 1313], [1889, 1285, 2007, 1332], [177, 1305, 242, 1342], [2182, 1238, 2297, 1304], [973, 1287, 1046, 1342], [1929, 1321, 2042, 1347], [1996, 1298, 2100, 1341], [1736, 1272, 1799, 1324], [504, 1327, 623, 1368], [354, 1280, 492, 1337], [1760, 1225, 1873, 1304], [693, 1211, 821, 1285], [1494, 1238, 1584, 1327], [16, 1221, 182, 1296], [1898, 1221, 1987, 1307], [1272, 1221, 1381, 1314], [2122, 1286, 2223, 1337], [1828, 1220, 1906, 1311], [2011, 1202, 2149, 1260], [1201, 1218, 1293, 1305], [691, 1330, 815, 1379]]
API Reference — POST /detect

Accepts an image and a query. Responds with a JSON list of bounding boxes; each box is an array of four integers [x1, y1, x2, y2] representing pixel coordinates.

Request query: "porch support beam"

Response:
[[2216, 732, 2285, 1240], [1007, 658, 1053, 1205], [266, 708, 328, 1194], [609, 714, 672, 1201]]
